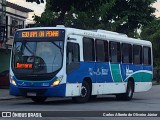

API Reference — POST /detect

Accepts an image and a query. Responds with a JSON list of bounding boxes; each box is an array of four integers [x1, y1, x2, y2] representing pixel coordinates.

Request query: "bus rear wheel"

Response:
[[116, 81, 134, 101], [31, 97, 47, 103], [72, 81, 91, 103]]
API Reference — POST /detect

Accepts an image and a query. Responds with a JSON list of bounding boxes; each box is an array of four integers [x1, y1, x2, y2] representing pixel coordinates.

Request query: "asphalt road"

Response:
[[0, 85, 160, 120]]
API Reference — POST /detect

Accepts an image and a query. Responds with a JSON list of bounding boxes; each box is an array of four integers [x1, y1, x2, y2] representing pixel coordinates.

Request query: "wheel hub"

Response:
[[81, 86, 87, 97]]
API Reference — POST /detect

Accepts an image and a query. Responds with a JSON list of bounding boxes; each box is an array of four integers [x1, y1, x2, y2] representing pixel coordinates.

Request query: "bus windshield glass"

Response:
[[12, 29, 65, 76]]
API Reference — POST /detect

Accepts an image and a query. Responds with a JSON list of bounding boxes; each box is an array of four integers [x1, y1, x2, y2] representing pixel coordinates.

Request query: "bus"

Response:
[[10, 25, 153, 103]]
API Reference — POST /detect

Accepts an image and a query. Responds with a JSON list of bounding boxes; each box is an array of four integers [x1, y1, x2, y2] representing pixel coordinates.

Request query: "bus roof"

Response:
[[17, 26, 152, 47]]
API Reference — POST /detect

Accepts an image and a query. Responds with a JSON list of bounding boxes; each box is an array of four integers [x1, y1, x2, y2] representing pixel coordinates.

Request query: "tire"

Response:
[[116, 81, 134, 101], [31, 97, 47, 103], [72, 81, 91, 103]]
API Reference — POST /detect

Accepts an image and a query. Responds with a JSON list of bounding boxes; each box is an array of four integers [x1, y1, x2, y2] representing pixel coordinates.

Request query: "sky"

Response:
[[7, 0, 160, 24], [153, 0, 160, 17]]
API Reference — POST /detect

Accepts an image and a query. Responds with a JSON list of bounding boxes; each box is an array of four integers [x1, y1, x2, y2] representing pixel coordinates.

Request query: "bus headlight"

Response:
[[52, 80, 61, 86], [11, 79, 17, 86], [10, 75, 17, 86], [52, 76, 63, 86]]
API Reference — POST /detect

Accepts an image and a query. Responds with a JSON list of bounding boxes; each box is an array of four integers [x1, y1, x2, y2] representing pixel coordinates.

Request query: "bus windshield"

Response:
[[12, 40, 64, 75]]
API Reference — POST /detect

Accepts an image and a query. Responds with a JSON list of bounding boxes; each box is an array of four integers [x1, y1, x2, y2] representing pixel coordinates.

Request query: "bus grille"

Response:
[[19, 88, 47, 96], [15, 75, 53, 81]]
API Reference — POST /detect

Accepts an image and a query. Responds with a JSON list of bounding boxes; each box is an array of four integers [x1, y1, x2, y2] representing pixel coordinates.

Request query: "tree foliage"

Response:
[[26, 0, 156, 37], [141, 18, 160, 67], [111, 0, 156, 36]]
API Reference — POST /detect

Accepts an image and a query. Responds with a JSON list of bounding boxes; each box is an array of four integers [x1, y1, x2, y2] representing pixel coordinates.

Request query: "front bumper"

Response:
[[10, 83, 66, 97]]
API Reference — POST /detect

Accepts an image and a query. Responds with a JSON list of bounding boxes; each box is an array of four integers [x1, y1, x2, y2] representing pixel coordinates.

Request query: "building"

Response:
[[0, 0, 6, 45], [0, 1, 33, 73], [6, 1, 33, 47]]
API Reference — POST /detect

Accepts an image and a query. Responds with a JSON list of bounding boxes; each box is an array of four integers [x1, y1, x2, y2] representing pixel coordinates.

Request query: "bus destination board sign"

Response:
[[15, 29, 65, 39]]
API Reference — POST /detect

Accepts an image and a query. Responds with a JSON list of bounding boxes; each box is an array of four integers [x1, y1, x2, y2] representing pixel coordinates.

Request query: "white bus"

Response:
[[10, 25, 153, 103]]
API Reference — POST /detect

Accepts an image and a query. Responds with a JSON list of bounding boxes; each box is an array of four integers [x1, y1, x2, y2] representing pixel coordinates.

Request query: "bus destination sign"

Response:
[[16, 29, 65, 39], [22, 31, 59, 38]]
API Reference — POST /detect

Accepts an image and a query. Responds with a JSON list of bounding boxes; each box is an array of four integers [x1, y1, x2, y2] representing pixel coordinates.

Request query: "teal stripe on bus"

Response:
[[110, 64, 123, 82]]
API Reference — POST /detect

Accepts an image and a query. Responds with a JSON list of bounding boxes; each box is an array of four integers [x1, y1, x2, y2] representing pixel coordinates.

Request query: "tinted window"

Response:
[[67, 42, 80, 65], [83, 37, 95, 61], [104, 41, 109, 62], [96, 40, 105, 62], [143, 46, 151, 65], [133, 45, 142, 64], [122, 43, 132, 63], [109, 41, 121, 63]]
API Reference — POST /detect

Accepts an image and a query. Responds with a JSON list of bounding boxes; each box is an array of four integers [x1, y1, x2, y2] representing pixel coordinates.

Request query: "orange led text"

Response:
[[16, 63, 33, 69], [21, 31, 59, 38], [46, 31, 59, 37]]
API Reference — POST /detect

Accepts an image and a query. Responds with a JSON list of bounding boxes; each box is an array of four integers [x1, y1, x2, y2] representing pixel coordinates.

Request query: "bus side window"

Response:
[[133, 45, 142, 64], [95, 39, 105, 62], [104, 41, 109, 62], [109, 41, 121, 63], [66, 42, 80, 73], [83, 37, 95, 61], [67, 42, 80, 65], [122, 43, 132, 64], [143, 46, 151, 65]]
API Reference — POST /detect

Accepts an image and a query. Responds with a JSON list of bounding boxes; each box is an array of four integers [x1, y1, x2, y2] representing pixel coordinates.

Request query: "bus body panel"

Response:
[[65, 62, 152, 96]]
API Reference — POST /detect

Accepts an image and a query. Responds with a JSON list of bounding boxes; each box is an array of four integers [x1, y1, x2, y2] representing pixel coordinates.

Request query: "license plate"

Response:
[[27, 92, 37, 96]]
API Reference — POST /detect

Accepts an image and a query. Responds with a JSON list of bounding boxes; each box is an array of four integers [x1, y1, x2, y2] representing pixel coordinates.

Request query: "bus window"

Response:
[[133, 45, 142, 64], [122, 43, 132, 64], [109, 41, 121, 63], [143, 46, 151, 65], [83, 37, 95, 61], [12, 41, 64, 74], [104, 41, 109, 62], [67, 42, 80, 65], [66, 42, 80, 73], [95, 39, 105, 62]]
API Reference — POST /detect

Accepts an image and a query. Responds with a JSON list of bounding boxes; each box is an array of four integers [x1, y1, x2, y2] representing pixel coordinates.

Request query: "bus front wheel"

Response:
[[31, 97, 47, 103], [116, 81, 134, 101], [72, 81, 91, 103]]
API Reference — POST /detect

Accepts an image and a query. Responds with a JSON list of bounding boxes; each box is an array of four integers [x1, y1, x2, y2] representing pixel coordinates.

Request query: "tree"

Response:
[[141, 18, 160, 67], [26, 0, 110, 26], [107, 0, 156, 36], [26, 0, 157, 37], [64, 0, 117, 29]]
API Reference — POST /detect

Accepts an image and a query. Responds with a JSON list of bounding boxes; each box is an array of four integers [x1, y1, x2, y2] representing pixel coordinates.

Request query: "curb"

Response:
[[0, 88, 25, 101], [152, 81, 160, 85], [0, 96, 25, 101]]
